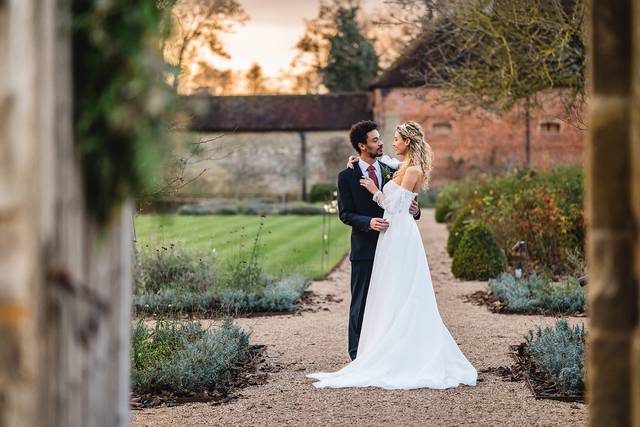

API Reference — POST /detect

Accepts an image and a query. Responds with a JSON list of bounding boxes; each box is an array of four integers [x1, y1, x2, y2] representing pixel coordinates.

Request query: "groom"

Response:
[[337, 120, 420, 360]]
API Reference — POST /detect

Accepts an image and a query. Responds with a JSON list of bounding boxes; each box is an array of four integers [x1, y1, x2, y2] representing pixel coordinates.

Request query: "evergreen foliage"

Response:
[[417, 188, 440, 208], [72, 0, 177, 224], [447, 208, 471, 256], [434, 185, 459, 223], [310, 183, 338, 203], [176, 200, 325, 215], [277, 203, 326, 216], [438, 166, 584, 275], [322, 7, 379, 92], [451, 222, 506, 280]]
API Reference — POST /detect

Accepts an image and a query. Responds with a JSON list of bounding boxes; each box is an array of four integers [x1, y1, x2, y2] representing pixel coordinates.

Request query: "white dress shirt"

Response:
[[358, 159, 382, 187]]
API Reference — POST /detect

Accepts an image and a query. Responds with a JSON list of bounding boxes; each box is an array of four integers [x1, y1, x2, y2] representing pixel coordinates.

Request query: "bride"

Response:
[[307, 121, 477, 390]]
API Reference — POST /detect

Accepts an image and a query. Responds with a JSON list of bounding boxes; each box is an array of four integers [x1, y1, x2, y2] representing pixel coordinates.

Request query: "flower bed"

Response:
[[130, 318, 265, 407], [507, 319, 585, 401], [437, 166, 584, 276], [134, 243, 310, 317], [488, 273, 585, 315]]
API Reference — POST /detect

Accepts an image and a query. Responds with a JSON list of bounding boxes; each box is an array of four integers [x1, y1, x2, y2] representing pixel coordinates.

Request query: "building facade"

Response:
[[172, 36, 585, 199], [372, 87, 585, 184]]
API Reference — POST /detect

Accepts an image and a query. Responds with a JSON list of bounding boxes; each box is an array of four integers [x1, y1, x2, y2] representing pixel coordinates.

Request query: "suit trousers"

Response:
[[348, 259, 375, 360]]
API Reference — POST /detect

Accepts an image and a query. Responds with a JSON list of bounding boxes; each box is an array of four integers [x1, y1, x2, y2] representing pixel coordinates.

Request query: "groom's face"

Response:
[[358, 129, 383, 158]]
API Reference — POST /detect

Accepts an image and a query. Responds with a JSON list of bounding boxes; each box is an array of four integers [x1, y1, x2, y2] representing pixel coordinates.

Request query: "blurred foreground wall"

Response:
[[0, 2, 131, 426], [587, 0, 640, 425]]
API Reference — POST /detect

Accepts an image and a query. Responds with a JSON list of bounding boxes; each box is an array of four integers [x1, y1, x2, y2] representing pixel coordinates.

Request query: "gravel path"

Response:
[[132, 209, 586, 426]]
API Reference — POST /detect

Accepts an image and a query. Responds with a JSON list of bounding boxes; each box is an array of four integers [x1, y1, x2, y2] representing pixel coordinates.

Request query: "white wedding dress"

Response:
[[307, 180, 477, 390]]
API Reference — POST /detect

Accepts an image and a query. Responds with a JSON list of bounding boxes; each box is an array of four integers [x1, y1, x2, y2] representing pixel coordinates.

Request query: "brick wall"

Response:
[[168, 88, 585, 200], [372, 87, 585, 185]]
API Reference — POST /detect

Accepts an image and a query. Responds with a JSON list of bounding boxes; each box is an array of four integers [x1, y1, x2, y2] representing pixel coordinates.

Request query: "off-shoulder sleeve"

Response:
[[372, 186, 417, 215]]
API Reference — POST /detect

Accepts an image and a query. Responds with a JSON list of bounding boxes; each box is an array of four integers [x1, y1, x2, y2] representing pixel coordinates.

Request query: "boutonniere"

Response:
[[381, 165, 393, 183]]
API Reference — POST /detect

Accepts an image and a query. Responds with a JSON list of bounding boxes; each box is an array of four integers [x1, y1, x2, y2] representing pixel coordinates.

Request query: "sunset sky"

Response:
[[217, 0, 388, 76]]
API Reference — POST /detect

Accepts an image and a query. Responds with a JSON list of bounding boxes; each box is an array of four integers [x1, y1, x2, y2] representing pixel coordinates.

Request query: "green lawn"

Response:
[[135, 214, 351, 279]]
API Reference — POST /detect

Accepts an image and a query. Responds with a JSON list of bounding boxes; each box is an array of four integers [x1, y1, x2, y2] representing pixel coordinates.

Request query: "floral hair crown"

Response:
[[397, 122, 422, 139]]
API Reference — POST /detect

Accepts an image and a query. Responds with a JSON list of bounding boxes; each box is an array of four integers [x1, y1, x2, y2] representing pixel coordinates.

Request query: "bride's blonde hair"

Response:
[[396, 121, 433, 189]]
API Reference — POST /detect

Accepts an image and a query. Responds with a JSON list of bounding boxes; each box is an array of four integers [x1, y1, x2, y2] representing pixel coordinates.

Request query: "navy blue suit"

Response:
[[337, 162, 421, 360]]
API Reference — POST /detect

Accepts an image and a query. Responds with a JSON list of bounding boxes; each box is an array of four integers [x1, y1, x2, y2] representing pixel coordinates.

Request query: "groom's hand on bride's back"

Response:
[[369, 218, 389, 232], [409, 198, 419, 216], [346, 155, 359, 169]]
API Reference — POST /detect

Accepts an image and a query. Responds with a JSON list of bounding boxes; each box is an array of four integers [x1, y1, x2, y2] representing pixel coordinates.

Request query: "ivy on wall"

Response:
[[72, 0, 176, 224]]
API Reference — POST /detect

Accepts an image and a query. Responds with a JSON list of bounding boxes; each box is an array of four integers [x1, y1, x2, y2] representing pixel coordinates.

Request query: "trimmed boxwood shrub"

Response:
[[309, 183, 337, 203], [278, 202, 325, 215], [452, 221, 506, 280], [435, 189, 456, 223], [436, 166, 584, 276], [447, 208, 471, 256], [177, 200, 325, 216], [418, 188, 440, 208]]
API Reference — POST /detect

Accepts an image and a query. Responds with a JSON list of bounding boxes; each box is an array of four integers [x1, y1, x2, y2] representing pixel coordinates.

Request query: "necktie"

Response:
[[367, 165, 379, 189]]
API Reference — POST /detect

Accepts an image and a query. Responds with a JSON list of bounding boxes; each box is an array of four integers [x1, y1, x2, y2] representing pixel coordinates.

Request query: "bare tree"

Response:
[[245, 63, 269, 95], [191, 62, 237, 95], [321, 136, 354, 179], [142, 131, 237, 200], [365, 0, 442, 69], [387, 0, 586, 165], [163, 0, 248, 93], [224, 141, 269, 200]]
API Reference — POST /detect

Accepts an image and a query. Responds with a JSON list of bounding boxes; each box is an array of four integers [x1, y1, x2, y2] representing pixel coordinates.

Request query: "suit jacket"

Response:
[[337, 162, 421, 261]]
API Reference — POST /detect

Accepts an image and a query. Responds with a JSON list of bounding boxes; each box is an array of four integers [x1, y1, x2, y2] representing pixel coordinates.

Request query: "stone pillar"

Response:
[[0, 1, 42, 424], [631, 1, 640, 424], [0, 1, 132, 426], [587, 0, 637, 425]]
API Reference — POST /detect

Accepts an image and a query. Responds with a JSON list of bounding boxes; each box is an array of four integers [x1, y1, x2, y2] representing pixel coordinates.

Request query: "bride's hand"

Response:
[[359, 176, 379, 194], [346, 156, 359, 169]]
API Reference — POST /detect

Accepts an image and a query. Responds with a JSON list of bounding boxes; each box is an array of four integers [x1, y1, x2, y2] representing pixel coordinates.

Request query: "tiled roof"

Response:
[[179, 93, 373, 132]]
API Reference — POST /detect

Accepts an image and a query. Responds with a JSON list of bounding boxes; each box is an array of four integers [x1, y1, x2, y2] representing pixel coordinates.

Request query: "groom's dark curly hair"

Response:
[[349, 120, 378, 153]]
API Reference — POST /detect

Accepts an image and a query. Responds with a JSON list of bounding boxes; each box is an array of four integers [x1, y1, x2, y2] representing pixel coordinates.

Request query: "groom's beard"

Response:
[[366, 147, 383, 158]]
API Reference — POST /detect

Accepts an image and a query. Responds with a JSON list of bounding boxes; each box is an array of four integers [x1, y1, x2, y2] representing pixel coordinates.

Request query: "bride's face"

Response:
[[393, 130, 410, 156]]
